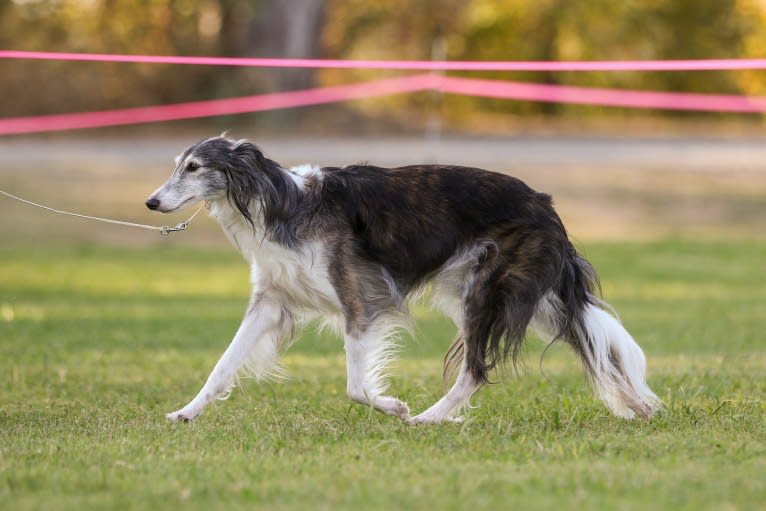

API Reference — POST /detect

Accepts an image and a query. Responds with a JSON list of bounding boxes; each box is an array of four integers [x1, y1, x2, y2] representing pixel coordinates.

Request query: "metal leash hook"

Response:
[[159, 221, 189, 235], [158, 200, 210, 235]]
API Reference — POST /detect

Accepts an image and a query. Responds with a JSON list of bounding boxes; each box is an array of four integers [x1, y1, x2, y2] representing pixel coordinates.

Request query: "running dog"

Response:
[[146, 136, 661, 424]]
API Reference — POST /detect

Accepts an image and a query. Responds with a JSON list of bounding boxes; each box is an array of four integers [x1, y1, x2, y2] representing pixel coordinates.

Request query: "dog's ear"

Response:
[[223, 141, 292, 231]]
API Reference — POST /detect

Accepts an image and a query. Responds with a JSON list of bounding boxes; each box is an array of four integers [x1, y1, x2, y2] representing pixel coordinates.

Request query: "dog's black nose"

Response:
[[145, 198, 160, 210]]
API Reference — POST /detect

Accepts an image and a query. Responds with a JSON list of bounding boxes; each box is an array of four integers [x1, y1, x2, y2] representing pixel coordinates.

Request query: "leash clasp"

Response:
[[158, 202, 208, 235], [159, 221, 189, 235]]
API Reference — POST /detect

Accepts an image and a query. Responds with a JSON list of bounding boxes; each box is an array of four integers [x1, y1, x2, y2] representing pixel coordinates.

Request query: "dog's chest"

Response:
[[211, 206, 340, 313], [256, 242, 342, 315]]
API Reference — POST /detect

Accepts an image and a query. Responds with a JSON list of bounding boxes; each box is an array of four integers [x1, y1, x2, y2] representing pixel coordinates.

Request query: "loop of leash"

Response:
[[0, 189, 207, 235]]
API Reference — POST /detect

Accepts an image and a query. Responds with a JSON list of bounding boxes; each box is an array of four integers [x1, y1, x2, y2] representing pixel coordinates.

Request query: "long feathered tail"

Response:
[[442, 235, 661, 419], [533, 246, 662, 419]]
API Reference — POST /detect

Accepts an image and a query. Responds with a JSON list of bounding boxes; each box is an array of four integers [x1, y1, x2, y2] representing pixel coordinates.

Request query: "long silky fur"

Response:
[[194, 138, 308, 246], [151, 135, 661, 423]]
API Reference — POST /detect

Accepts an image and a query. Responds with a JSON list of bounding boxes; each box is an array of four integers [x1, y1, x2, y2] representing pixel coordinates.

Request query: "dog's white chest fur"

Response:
[[208, 200, 341, 316]]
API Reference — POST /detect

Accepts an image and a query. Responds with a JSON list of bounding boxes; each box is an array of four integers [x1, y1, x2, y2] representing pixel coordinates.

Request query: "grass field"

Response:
[[1, 240, 765, 510]]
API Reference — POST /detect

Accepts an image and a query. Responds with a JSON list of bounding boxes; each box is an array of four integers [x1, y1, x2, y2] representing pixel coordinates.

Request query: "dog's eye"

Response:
[[186, 162, 200, 172]]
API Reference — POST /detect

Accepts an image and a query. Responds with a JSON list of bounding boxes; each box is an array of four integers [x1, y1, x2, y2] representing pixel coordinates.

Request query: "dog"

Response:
[[146, 136, 661, 424]]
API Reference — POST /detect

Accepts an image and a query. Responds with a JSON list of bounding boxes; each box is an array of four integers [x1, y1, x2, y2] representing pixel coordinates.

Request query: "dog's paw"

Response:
[[375, 396, 411, 421], [407, 412, 464, 426], [166, 407, 201, 423], [390, 399, 411, 421]]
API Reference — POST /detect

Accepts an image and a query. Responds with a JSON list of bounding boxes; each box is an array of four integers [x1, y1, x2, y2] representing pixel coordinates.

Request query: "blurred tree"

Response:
[[0, 0, 764, 124], [323, 0, 764, 121], [0, 0, 325, 117], [734, 0, 766, 97], [219, 0, 325, 91]]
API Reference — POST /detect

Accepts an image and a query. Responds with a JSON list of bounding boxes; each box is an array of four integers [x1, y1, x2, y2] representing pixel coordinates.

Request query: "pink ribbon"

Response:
[[3, 50, 766, 71], [438, 76, 766, 113], [3, 73, 766, 136], [0, 74, 437, 135]]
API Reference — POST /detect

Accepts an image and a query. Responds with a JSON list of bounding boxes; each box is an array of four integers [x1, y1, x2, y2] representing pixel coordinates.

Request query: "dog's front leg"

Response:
[[344, 326, 410, 421], [166, 291, 286, 422]]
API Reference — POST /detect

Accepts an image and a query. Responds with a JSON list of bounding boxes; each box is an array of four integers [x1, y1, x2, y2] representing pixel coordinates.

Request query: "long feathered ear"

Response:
[[223, 141, 294, 231]]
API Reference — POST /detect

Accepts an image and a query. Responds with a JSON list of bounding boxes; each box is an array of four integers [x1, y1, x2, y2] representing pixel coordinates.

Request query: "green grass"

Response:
[[1, 240, 764, 510]]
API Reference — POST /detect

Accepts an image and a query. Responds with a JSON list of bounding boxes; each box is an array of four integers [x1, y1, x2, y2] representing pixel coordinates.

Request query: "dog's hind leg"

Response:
[[166, 290, 290, 422], [410, 242, 548, 425], [410, 293, 481, 424], [344, 315, 411, 420], [408, 347, 481, 425]]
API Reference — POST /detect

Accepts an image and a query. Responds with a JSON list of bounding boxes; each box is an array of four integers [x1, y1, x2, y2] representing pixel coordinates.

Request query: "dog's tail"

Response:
[[536, 246, 662, 418], [449, 234, 661, 419]]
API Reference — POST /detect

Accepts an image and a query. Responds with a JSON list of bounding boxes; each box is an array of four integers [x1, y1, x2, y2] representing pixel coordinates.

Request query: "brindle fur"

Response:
[[148, 137, 661, 424]]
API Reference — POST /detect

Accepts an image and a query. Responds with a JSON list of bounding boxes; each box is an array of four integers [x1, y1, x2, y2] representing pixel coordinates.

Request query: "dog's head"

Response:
[[145, 136, 234, 213], [146, 136, 283, 226]]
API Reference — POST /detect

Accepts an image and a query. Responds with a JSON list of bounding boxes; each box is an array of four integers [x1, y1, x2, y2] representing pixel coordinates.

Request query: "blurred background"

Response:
[[3, 4, 766, 507], [0, 0, 765, 245]]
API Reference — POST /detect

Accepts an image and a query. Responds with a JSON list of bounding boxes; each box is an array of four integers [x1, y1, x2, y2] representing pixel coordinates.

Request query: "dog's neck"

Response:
[[207, 163, 316, 258], [207, 198, 266, 258]]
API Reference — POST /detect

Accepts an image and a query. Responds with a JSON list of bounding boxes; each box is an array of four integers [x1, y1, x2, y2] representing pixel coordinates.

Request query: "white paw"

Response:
[[407, 412, 464, 426], [166, 406, 202, 423], [375, 396, 411, 421]]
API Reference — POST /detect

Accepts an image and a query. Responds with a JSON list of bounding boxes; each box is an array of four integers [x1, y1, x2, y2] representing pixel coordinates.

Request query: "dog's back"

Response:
[[317, 164, 565, 290]]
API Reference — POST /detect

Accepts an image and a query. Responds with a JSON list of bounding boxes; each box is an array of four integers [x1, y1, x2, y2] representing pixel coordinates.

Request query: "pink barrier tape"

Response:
[[438, 76, 766, 113], [3, 73, 766, 136], [3, 50, 766, 72], [0, 74, 437, 135]]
